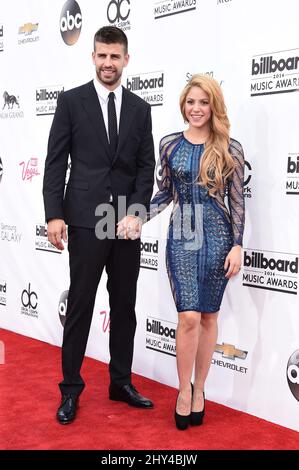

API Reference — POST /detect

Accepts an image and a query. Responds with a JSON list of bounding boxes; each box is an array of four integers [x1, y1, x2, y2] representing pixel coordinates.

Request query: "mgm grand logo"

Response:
[[2, 91, 19, 109]]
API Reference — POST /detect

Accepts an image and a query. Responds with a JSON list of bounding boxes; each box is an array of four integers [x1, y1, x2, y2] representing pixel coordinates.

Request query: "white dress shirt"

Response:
[[93, 78, 122, 139], [93, 79, 122, 203]]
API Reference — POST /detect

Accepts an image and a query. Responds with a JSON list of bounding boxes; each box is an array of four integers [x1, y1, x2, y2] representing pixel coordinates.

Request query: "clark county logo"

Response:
[[126, 71, 164, 106], [107, 0, 131, 31], [154, 0, 197, 19], [243, 249, 298, 295], [21, 283, 38, 318], [251, 49, 299, 96], [244, 160, 252, 199]]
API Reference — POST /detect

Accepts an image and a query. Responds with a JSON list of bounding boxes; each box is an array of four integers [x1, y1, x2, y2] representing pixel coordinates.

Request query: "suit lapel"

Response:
[[81, 81, 111, 164], [112, 87, 137, 165]]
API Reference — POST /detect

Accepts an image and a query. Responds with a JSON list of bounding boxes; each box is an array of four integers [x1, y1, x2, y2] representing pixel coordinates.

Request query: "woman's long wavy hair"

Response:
[[180, 74, 235, 196]]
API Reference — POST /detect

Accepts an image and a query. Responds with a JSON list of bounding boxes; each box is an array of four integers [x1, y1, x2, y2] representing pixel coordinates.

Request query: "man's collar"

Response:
[[93, 78, 122, 101]]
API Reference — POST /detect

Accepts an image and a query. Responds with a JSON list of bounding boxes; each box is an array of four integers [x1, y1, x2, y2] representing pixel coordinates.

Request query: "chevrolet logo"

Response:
[[18, 23, 38, 35], [215, 343, 248, 360]]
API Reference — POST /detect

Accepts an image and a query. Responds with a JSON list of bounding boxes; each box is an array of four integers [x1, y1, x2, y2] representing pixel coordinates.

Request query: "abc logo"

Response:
[[58, 290, 69, 327], [286, 350, 299, 401], [60, 0, 82, 46]]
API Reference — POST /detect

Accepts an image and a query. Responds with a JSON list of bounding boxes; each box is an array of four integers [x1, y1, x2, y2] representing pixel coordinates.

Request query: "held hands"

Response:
[[224, 245, 242, 279], [47, 218, 67, 251], [117, 215, 142, 240]]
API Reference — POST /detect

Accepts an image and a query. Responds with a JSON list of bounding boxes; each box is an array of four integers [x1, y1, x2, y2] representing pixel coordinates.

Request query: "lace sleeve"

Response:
[[147, 135, 174, 221], [228, 139, 245, 246]]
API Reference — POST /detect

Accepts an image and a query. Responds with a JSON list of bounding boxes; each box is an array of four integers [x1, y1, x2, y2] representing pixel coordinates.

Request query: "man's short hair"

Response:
[[94, 26, 128, 54]]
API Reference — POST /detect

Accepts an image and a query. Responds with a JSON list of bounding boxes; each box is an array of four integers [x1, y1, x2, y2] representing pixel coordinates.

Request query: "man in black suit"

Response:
[[43, 26, 155, 424]]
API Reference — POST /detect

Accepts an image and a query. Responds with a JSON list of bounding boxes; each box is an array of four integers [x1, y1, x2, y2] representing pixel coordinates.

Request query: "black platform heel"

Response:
[[190, 383, 205, 426], [174, 388, 191, 430]]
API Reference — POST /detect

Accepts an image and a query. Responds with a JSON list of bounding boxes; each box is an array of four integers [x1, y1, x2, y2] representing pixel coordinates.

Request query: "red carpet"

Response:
[[0, 328, 298, 450]]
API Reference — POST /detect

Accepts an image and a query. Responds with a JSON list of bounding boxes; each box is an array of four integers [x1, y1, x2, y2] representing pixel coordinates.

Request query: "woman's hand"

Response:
[[224, 245, 242, 279], [117, 215, 142, 240]]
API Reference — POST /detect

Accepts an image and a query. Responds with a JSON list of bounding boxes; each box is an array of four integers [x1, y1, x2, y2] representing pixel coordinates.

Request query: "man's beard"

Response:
[[96, 68, 121, 86]]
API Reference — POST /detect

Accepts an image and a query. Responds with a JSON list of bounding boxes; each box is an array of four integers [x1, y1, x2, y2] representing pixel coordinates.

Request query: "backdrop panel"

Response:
[[1, 0, 299, 431]]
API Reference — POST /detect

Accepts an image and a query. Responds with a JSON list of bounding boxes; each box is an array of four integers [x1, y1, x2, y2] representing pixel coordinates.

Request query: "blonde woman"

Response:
[[149, 74, 245, 430]]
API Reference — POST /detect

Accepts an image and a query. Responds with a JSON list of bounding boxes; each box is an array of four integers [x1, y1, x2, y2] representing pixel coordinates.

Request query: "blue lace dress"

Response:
[[149, 132, 245, 313]]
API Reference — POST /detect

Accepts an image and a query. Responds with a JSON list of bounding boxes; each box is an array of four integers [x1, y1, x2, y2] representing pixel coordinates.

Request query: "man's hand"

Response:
[[47, 219, 67, 251], [117, 216, 142, 240]]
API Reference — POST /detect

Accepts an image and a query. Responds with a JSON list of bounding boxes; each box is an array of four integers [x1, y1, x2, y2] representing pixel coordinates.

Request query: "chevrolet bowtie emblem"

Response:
[[18, 23, 38, 35], [215, 343, 248, 360]]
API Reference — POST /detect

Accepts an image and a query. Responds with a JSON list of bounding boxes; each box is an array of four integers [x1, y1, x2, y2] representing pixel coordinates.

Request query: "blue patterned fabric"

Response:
[[149, 132, 245, 313]]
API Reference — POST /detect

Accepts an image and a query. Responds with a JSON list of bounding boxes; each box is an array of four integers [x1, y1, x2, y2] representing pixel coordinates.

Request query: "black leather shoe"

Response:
[[56, 394, 79, 424], [174, 388, 191, 431], [109, 382, 153, 408], [190, 383, 205, 426]]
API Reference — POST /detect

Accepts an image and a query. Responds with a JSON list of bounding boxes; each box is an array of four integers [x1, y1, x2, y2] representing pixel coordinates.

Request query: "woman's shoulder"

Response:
[[159, 131, 183, 149], [229, 137, 244, 162]]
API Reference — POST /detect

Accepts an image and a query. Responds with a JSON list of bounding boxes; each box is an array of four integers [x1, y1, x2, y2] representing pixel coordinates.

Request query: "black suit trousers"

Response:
[[59, 225, 141, 396]]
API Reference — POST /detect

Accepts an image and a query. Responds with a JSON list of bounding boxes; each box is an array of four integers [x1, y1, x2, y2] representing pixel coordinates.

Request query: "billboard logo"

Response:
[[251, 49, 299, 96], [35, 224, 61, 254], [140, 238, 159, 270], [286, 153, 299, 195], [243, 249, 298, 295], [126, 71, 164, 106], [146, 317, 176, 356], [154, 0, 197, 20], [36, 86, 64, 116]]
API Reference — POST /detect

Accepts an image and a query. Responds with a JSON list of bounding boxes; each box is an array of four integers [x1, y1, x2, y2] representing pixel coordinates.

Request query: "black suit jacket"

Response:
[[43, 80, 155, 228]]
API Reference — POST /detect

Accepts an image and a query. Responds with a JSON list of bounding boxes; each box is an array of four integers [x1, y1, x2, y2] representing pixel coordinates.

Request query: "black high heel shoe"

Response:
[[174, 388, 191, 430], [190, 383, 205, 426]]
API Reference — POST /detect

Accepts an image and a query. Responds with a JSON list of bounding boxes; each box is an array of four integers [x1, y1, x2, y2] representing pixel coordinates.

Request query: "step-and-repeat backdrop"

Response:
[[1, 0, 299, 431]]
